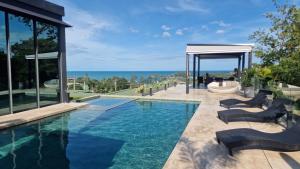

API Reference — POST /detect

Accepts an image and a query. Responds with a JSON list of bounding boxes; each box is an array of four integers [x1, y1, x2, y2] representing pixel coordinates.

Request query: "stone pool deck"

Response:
[[0, 102, 87, 130], [147, 85, 300, 169]]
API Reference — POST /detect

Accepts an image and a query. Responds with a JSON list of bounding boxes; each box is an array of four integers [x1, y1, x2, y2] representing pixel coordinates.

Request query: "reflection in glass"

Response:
[[37, 22, 60, 107], [9, 14, 37, 112], [0, 11, 10, 115]]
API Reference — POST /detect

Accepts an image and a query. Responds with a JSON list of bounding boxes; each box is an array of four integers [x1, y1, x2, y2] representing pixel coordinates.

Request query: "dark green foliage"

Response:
[[295, 99, 300, 110], [77, 76, 130, 93], [250, 1, 300, 66], [95, 77, 129, 93], [130, 75, 138, 88], [271, 58, 300, 86], [250, 1, 300, 86], [241, 68, 255, 87], [72, 72, 184, 94]]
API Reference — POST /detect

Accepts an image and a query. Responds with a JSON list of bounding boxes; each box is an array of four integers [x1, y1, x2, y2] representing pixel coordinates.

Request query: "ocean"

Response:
[[67, 71, 231, 80]]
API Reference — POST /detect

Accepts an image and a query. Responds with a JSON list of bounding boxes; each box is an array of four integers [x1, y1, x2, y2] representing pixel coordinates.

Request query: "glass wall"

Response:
[[0, 10, 62, 115], [0, 11, 10, 115], [37, 22, 60, 107], [9, 14, 37, 112]]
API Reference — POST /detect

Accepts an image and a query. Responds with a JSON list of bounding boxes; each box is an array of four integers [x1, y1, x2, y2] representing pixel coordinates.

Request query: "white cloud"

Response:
[[201, 25, 209, 31], [49, 0, 190, 71], [161, 25, 171, 31], [211, 20, 231, 27], [129, 27, 139, 33], [165, 0, 209, 13], [175, 29, 184, 35], [216, 29, 225, 34], [46, 0, 132, 70], [162, 31, 171, 38]]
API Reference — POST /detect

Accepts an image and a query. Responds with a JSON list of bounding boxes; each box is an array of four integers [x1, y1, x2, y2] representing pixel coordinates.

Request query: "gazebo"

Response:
[[185, 44, 254, 94]]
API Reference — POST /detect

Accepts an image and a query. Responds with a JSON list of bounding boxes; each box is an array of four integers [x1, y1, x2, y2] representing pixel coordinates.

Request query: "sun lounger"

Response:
[[216, 124, 300, 156], [218, 98, 292, 123], [219, 90, 272, 109]]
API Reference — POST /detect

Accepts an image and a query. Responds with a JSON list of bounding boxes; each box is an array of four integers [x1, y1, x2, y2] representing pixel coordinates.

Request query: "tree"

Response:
[[139, 76, 145, 84], [129, 75, 137, 88], [250, 1, 300, 66], [295, 9, 300, 32], [250, 1, 300, 86]]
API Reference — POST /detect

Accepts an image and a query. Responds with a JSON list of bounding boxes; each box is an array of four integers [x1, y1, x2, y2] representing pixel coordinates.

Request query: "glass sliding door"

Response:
[[37, 22, 60, 107], [9, 14, 37, 112], [0, 11, 10, 115]]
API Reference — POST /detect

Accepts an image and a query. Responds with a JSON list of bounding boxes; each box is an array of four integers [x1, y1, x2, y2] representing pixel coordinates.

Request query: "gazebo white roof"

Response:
[[186, 43, 254, 56]]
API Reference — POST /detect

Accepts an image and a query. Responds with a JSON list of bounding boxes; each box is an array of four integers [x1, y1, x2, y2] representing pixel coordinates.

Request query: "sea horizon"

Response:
[[67, 70, 232, 80]]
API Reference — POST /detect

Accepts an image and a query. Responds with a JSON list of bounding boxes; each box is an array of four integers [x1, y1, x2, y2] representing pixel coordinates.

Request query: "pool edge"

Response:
[[0, 102, 88, 130]]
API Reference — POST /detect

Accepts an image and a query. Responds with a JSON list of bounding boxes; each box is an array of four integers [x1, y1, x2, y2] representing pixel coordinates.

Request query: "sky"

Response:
[[49, 0, 300, 71]]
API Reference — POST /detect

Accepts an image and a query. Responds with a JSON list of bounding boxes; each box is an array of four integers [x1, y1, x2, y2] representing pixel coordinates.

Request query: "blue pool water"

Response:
[[0, 98, 198, 169]]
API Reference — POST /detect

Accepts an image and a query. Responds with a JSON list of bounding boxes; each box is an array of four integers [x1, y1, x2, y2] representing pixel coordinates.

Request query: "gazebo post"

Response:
[[193, 55, 196, 88], [186, 54, 189, 94], [237, 56, 241, 80], [242, 53, 245, 71], [248, 52, 253, 68], [197, 56, 200, 87]]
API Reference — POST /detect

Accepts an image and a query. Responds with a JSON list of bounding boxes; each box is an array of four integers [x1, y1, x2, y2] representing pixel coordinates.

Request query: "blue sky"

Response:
[[50, 0, 300, 71]]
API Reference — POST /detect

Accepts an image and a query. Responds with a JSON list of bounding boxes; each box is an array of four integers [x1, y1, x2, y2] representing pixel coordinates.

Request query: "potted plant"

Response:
[[241, 68, 255, 98]]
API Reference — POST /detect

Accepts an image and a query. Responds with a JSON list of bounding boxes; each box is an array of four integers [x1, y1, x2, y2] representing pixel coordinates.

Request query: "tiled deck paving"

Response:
[[0, 102, 87, 130], [151, 85, 300, 169]]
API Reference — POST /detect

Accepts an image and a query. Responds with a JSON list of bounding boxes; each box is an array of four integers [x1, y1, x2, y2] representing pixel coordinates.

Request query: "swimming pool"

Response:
[[0, 98, 198, 169]]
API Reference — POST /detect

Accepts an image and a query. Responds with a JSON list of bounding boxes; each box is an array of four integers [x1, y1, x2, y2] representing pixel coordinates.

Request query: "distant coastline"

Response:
[[67, 71, 232, 80]]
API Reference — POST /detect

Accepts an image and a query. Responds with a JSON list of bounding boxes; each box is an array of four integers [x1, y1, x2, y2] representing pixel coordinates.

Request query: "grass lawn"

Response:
[[108, 88, 141, 96], [69, 90, 99, 100]]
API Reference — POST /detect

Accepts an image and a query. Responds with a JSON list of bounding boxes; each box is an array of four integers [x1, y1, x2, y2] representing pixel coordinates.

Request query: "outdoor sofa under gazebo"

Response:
[[185, 44, 254, 94]]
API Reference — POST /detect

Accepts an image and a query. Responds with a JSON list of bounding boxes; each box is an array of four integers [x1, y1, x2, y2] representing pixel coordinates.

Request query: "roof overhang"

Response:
[[15, 0, 65, 16], [186, 44, 254, 58], [0, 1, 71, 27]]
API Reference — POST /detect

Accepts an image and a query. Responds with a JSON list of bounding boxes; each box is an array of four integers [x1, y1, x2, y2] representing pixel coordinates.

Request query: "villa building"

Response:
[[0, 0, 70, 115]]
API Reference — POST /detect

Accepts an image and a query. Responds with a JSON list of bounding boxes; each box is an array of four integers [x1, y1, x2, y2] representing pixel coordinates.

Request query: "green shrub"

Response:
[[136, 85, 145, 94], [294, 99, 300, 110], [241, 68, 255, 87]]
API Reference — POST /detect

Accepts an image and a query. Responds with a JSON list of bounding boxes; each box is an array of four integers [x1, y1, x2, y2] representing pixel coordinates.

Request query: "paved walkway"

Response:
[[0, 102, 87, 130], [153, 85, 300, 169]]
